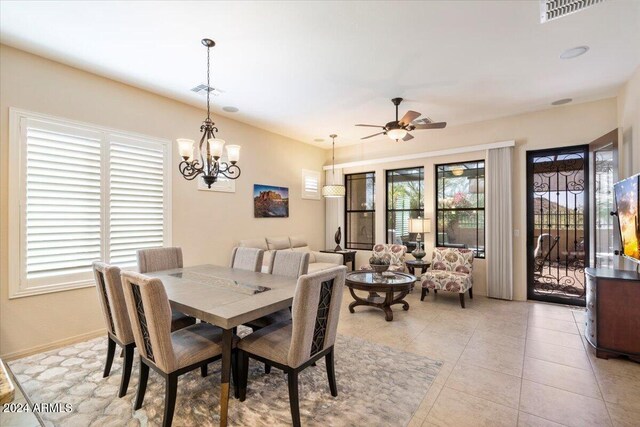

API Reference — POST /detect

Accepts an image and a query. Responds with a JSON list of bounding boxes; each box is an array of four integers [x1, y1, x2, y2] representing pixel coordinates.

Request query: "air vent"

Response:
[[190, 84, 223, 96], [540, 0, 606, 23]]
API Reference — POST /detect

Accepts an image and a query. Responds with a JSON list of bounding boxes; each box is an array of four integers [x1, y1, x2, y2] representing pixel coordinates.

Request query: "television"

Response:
[[614, 173, 640, 264]]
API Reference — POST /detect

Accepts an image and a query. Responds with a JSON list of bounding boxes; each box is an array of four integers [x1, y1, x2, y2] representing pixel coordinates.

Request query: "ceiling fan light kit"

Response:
[[356, 97, 447, 142]]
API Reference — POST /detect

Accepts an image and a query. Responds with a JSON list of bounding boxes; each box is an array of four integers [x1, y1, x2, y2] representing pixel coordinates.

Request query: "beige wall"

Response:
[[332, 98, 619, 301], [617, 65, 640, 179], [0, 45, 326, 358]]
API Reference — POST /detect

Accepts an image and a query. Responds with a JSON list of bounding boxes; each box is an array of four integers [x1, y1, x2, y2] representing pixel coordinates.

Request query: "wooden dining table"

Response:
[[147, 264, 299, 427]]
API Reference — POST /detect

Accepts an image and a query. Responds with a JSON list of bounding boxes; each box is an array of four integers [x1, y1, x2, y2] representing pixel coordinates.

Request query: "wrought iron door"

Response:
[[526, 146, 589, 306]]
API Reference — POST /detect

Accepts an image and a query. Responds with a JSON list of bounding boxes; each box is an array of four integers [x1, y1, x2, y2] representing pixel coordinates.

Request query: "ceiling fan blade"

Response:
[[402, 133, 414, 141], [398, 110, 421, 126], [361, 132, 386, 140], [413, 121, 447, 129], [355, 124, 384, 128]]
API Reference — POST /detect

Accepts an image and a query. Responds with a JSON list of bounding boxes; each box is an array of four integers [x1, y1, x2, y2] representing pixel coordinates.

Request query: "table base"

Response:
[[348, 288, 410, 321]]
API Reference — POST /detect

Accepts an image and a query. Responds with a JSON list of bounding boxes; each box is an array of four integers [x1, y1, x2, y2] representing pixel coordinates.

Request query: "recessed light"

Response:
[[314, 138, 325, 143], [551, 98, 573, 106], [560, 46, 589, 59], [222, 106, 239, 113]]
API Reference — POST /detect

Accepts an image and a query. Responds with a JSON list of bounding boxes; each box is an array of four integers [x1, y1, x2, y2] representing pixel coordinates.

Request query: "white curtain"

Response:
[[487, 147, 513, 300]]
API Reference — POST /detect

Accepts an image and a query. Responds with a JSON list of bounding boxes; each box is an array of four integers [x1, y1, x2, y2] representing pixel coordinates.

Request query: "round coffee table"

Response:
[[345, 271, 416, 321]]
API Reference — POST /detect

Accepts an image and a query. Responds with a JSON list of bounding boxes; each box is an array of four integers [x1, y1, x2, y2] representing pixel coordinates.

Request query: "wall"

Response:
[[330, 98, 619, 301], [0, 45, 326, 358], [617, 65, 640, 179]]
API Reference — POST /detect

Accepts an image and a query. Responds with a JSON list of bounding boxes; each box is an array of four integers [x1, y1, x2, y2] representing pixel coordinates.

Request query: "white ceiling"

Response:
[[1, 1, 639, 148]]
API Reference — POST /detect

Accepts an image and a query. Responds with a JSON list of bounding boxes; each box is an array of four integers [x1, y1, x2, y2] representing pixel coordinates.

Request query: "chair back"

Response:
[[288, 266, 346, 368], [121, 271, 177, 373], [230, 247, 264, 272], [371, 243, 407, 268], [92, 262, 134, 344], [137, 247, 183, 274], [430, 247, 474, 274], [269, 250, 310, 278], [533, 234, 560, 273]]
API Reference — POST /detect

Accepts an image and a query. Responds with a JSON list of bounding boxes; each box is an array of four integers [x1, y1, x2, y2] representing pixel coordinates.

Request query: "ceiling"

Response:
[[1, 1, 639, 148]]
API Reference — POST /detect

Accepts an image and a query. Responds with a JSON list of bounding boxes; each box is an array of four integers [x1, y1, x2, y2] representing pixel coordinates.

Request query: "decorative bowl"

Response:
[[371, 264, 390, 275]]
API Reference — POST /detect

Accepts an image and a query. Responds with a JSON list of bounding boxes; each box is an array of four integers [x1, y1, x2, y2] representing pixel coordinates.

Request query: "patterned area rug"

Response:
[[8, 334, 441, 426]]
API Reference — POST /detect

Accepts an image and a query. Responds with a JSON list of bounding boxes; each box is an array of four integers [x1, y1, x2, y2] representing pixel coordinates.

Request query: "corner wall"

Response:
[[0, 45, 327, 358]]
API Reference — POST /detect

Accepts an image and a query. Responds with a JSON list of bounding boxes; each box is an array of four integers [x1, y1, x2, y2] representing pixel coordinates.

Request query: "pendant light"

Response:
[[322, 134, 346, 197]]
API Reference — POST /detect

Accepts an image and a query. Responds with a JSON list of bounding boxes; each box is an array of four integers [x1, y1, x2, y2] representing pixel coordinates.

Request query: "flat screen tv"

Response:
[[614, 173, 640, 264]]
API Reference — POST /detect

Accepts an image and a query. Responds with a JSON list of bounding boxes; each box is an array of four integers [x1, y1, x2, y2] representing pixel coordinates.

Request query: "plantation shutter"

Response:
[[108, 137, 166, 267], [302, 169, 321, 200], [24, 120, 103, 283]]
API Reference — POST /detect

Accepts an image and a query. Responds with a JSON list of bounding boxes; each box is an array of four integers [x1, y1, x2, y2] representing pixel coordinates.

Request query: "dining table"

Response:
[[147, 264, 299, 427]]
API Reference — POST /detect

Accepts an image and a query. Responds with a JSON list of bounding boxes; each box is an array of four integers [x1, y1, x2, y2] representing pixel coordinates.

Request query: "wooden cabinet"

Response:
[[585, 268, 640, 362]]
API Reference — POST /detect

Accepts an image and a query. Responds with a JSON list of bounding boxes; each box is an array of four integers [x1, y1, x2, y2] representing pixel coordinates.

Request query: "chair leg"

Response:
[[325, 348, 338, 397], [238, 350, 249, 402], [134, 360, 149, 410], [201, 364, 208, 378], [103, 336, 116, 378], [163, 374, 178, 427], [264, 363, 271, 374], [420, 287, 428, 301], [434, 289, 437, 294], [469, 287, 473, 299], [287, 370, 301, 427], [118, 343, 134, 398], [459, 293, 465, 309], [231, 351, 239, 399]]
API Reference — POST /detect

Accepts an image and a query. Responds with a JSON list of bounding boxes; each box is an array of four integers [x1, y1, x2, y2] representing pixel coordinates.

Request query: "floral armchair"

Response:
[[420, 247, 474, 308], [360, 244, 407, 272]]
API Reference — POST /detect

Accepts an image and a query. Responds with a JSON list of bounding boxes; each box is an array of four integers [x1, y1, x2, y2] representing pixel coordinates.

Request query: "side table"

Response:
[[320, 250, 357, 271], [406, 260, 430, 277]]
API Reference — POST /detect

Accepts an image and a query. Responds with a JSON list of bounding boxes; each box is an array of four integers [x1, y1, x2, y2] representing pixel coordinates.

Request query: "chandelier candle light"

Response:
[[177, 39, 241, 188]]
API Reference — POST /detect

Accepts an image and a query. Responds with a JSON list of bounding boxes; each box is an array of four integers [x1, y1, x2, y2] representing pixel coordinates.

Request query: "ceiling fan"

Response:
[[356, 97, 446, 141]]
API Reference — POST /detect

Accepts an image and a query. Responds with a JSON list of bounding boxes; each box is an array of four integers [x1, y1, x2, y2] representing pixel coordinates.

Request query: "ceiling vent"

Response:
[[190, 84, 223, 96], [540, 0, 606, 23]]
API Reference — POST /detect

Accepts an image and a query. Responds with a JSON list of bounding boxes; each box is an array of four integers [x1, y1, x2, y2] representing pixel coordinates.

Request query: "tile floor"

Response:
[[337, 288, 640, 427]]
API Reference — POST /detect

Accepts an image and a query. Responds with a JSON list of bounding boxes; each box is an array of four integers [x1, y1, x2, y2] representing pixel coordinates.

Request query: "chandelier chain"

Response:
[[206, 44, 211, 119]]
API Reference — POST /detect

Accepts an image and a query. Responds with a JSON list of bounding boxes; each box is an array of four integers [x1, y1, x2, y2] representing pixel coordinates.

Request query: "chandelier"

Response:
[[177, 39, 241, 188], [322, 134, 345, 197]]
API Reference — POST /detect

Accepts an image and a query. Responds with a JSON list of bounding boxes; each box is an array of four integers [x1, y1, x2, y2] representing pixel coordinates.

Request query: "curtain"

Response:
[[487, 147, 513, 300]]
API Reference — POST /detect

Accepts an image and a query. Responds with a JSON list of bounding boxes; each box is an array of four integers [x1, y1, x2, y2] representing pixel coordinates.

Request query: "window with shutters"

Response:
[[301, 169, 321, 200], [8, 109, 172, 298]]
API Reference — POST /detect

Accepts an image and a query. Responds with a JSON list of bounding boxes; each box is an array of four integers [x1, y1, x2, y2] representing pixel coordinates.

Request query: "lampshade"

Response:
[[322, 184, 346, 198], [177, 138, 194, 160], [409, 217, 432, 233], [451, 166, 465, 176], [207, 138, 225, 159], [387, 128, 408, 141], [226, 144, 240, 163]]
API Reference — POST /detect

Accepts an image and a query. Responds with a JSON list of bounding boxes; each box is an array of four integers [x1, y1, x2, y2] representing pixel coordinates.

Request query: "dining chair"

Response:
[[120, 270, 238, 427], [136, 247, 196, 329], [229, 247, 264, 272], [237, 266, 347, 427], [92, 261, 199, 398]]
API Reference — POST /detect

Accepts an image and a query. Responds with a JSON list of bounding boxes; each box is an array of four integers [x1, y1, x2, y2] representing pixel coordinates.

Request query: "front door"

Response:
[[526, 145, 589, 306]]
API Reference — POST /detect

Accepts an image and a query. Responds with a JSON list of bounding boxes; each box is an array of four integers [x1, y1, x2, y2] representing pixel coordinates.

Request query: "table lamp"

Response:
[[409, 217, 431, 260]]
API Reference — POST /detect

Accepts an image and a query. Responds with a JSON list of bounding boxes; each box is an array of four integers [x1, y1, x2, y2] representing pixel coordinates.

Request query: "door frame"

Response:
[[526, 145, 590, 306]]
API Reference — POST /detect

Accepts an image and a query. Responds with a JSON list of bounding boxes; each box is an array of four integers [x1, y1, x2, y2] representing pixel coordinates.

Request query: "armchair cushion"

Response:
[[421, 271, 472, 293], [360, 244, 407, 272], [431, 247, 474, 274]]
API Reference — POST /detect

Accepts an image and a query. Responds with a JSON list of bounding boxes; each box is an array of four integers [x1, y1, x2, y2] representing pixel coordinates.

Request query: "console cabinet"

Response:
[[585, 268, 640, 362]]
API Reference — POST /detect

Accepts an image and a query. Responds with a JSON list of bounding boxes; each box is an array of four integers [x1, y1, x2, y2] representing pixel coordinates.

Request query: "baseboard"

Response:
[[1, 328, 106, 361]]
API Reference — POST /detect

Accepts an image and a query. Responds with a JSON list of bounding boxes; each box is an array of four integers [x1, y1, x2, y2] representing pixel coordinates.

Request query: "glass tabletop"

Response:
[[346, 271, 415, 285]]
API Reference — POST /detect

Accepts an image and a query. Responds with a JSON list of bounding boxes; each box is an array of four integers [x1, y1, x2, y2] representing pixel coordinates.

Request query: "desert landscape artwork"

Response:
[[253, 184, 289, 218]]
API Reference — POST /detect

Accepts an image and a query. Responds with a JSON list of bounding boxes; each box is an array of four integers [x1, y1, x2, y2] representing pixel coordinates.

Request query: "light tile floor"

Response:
[[337, 287, 640, 427]]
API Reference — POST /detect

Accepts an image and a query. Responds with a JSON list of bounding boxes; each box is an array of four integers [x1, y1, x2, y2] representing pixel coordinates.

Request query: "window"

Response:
[[345, 172, 375, 250], [386, 167, 424, 251], [435, 161, 485, 258], [8, 109, 171, 298], [301, 169, 321, 200]]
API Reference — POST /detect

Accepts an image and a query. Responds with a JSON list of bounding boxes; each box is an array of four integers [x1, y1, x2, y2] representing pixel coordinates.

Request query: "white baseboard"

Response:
[[1, 328, 106, 361]]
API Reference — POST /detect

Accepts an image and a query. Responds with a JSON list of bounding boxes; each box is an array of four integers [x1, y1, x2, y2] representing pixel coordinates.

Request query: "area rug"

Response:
[[8, 334, 442, 426]]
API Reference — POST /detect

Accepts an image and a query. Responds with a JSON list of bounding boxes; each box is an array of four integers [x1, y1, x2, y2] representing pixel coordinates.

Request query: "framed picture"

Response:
[[254, 184, 289, 218]]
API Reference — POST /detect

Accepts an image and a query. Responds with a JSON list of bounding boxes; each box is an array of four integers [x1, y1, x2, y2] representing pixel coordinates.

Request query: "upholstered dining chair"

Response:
[[420, 247, 474, 308], [244, 250, 310, 373], [121, 271, 237, 427], [360, 243, 407, 272], [92, 261, 199, 398], [237, 266, 347, 427], [229, 247, 264, 272], [136, 247, 196, 330]]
